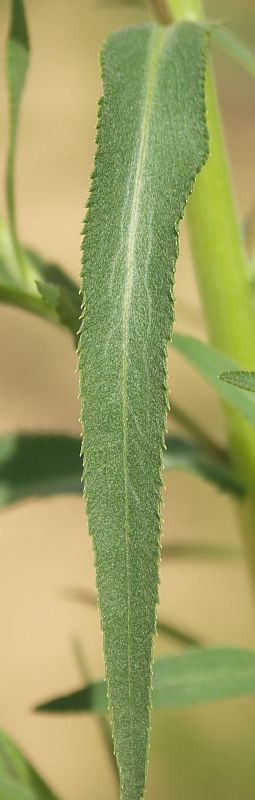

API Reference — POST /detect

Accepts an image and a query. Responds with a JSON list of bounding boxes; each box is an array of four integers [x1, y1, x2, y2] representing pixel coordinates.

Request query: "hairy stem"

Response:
[[165, 0, 255, 589]]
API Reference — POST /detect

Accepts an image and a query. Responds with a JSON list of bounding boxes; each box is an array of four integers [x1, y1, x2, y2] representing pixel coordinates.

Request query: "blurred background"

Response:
[[0, 0, 255, 798]]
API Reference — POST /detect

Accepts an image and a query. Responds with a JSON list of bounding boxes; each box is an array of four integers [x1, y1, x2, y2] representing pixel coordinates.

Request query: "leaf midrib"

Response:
[[120, 25, 168, 761]]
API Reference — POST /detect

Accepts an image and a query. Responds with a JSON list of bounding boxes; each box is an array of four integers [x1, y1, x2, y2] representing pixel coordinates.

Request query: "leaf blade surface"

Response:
[[36, 646, 255, 715], [79, 21, 209, 799]]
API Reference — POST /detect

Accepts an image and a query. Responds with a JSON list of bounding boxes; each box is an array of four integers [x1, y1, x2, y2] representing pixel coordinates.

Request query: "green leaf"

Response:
[[163, 541, 241, 560], [0, 215, 80, 335], [6, 0, 30, 281], [0, 728, 59, 800], [63, 587, 202, 647], [0, 433, 81, 507], [172, 333, 255, 429], [36, 280, 79, 343], [212, 25, 255, 79], [36, 646, 255, 715], [0, 429, 243, 510], [220, 370, 255, 393], [78, 21, 209, 799], [164, 435, 245, 496]]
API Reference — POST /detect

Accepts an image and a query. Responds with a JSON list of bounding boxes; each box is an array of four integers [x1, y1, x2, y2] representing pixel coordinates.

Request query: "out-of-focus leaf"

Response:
[[0, 728, 59, 800], [36, 646, 255, 714], [163, 541, 241, 560], [0, 433, 81, 507], [164, 435, 245, 495], [220, 370, 255, 393], [212, 25, 255, 79], [172, 333, 255, 429], [0, 429, 244, 510]]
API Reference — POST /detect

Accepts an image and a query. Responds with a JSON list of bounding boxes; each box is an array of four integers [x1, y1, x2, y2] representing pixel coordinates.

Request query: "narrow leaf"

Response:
[[220, 370, 255, 393], [212, 26, 255, 79], [78, 22, 209, 799], [0, 433, 81, 507], [6, 0, 30, 276], [172, 333, 255, 429], [164, 435, 245, 496], [63, 588, 202, 647], [0, 728, 59, 800], [36, 646, 255, 714]]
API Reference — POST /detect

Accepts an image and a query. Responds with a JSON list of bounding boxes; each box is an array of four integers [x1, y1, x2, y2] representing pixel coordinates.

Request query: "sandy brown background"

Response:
[[0, 0, 255, 798]]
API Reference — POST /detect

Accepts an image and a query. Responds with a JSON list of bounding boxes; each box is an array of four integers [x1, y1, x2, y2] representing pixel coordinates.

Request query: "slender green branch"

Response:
[[0, 283, 59, 325], [164, 0, 255, 589], [170, 401, 228, 464], [6, 145, 30, 286], [166, 0, 203, 20]]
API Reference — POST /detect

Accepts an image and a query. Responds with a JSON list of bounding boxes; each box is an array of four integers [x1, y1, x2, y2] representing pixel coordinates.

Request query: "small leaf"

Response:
[[212, 25, 255, 79], [220, 370, 255, 393], [0, 433, 81, 507], [36, 280, 79, 343], [0, 727, 59, 800], [36, 646, 255, 714], [172, 333, 255, 429], [165, 435, 245, 496]]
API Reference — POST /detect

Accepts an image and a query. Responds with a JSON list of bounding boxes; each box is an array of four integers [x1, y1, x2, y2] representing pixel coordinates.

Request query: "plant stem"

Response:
[[167, 0, 203, 20], [170, 402, 228, 464], [164, 0, 255, 587], [0, 283, 59, 325]]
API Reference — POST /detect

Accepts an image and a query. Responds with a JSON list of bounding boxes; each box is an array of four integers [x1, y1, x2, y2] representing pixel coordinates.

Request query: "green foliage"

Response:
[[63, 587, 202, 647], [0, 215, 80, 333], [163, 541, 241, 560], [36, 646, 255, 715], [0, 728, 59, 800], [164, 435, 244, 496], [78, 21, 209, 798], [1, 2, 255, 800], [0, 430, 244, 509], [0, 433, 81, 506], [173, 333, 255, 429], [220, 371, 255, 393]]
